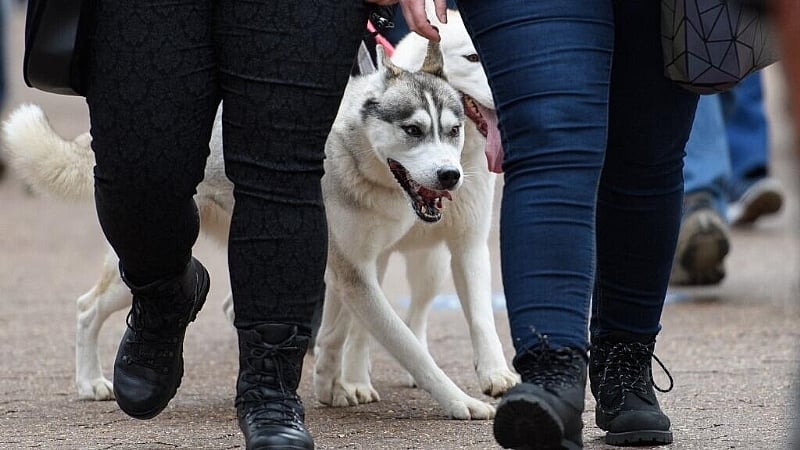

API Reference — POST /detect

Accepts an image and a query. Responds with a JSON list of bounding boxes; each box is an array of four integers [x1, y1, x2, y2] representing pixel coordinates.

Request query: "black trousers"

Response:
[[86, 0, 367, 329]]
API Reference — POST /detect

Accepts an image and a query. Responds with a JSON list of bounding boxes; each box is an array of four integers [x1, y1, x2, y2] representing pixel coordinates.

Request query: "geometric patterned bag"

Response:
[[661, 0, 780, 94]]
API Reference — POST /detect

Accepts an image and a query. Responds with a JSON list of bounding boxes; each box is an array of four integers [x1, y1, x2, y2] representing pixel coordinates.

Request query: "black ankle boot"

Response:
[[236, 323, 314, 450], [589, 332, 674, 446], [493, 340, 586, 450], [113, 257, 210, 419]]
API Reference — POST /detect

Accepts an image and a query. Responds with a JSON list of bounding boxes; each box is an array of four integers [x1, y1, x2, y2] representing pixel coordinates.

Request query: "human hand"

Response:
[[364, 0, 448, 42]]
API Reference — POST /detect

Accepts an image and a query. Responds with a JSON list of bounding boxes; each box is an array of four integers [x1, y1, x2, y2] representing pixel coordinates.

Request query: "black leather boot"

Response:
[[236, 323, 314, 450], [113, 257, 210, 419], [493, 340, 586, 450], [589, 332, 674, 446]]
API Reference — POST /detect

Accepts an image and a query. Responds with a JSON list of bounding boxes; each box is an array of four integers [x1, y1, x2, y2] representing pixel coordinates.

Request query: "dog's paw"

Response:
[[402, 372, 418, 388], [478, 367, 520, 398], [444, 396, 495, 420], [76, 377, 114, 401], [330, 381, 381, 407]]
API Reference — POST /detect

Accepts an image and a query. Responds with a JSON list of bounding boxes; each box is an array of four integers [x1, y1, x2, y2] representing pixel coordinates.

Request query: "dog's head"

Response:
[[392, 10, 503, 173], [360, 42, 465, 223]]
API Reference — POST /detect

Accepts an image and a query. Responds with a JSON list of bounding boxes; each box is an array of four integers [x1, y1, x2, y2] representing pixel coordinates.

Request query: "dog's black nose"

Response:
[[437, 167, 461, 189]]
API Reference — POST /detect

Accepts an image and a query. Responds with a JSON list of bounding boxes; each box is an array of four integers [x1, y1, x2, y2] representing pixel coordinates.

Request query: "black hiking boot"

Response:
[[493, 339, 586, 450], [589, 332, 674, 446], [236, 323, 314, 450], [113, 257, 210, 419]]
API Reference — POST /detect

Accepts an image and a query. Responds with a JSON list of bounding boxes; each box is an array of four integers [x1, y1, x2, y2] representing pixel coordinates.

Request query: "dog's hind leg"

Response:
[[449, 237, 519, 398], [314, 281, 359, 407], [402, 246, 448, 387], [75, 249, 131, 400], [333, 252, 392, 404], [337, 316, 380, 405]]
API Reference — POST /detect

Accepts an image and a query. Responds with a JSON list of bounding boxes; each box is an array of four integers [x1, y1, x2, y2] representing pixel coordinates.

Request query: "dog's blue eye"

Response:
[[402, 125, 422, 137]]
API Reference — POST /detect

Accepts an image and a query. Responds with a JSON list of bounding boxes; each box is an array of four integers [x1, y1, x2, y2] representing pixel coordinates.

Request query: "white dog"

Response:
[[313, 11, 515, 421], [2, 10, 516, 418]]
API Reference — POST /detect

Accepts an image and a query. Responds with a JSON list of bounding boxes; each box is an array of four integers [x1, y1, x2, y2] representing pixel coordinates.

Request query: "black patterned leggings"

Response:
[[86, 0, 367, 329]]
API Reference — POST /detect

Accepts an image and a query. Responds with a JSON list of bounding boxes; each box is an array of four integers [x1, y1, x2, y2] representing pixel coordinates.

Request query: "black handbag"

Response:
[[23, 0, 91, 96], [660, 0, 780, 94]]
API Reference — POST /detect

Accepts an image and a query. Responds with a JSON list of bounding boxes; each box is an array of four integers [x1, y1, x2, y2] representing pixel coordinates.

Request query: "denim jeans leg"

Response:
[[590, 1, 699, 338], [683, 94, 732, 217], [723, 72, 769, 182], [458, 0, 615, 353]]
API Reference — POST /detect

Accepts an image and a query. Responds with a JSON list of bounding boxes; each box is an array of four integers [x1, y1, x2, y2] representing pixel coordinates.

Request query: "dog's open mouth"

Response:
[[463, 94, 504, 174], [388, 159, 452, 223], [464, 94, 489, 138]]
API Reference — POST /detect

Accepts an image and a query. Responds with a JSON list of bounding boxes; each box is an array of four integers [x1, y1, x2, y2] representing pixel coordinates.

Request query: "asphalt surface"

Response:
[[1, 4, 799, 449]]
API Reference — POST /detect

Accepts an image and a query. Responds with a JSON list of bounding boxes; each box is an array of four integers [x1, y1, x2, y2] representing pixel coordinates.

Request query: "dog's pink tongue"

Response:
[[478, 104, 503, 173]]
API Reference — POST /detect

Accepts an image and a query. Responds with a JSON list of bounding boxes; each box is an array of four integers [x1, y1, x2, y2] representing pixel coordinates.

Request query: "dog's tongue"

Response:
[[477, 104, 503, 173]]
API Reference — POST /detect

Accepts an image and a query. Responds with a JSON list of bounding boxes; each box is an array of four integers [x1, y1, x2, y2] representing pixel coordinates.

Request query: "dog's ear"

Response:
[[377, 44, 404, 79], [420, 40, 446, 80]]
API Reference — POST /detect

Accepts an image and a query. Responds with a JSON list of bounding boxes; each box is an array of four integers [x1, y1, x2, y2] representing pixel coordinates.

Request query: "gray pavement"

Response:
[[2, 4, 800, 449]]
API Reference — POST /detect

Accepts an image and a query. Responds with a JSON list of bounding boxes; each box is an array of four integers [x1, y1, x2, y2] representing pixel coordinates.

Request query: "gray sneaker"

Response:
[[670, 192, 730, 286], [727, 176, 784, 226]]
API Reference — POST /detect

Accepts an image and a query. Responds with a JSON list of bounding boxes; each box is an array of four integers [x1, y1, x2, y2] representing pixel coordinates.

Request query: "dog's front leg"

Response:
[[449, 238, 519, 398], [330, 247, 495, 420]]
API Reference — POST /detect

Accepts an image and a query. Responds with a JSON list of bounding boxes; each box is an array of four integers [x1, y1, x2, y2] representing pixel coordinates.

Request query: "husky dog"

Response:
[[313, 11, 515, 421], [2, 11, 516, 418]]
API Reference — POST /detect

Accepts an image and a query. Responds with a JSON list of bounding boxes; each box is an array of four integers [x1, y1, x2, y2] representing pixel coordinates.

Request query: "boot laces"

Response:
[[516, 335, 584, 389], [238, 330, 306, 430], [121, 290, 188, 372], [599, 341, 674, 398]]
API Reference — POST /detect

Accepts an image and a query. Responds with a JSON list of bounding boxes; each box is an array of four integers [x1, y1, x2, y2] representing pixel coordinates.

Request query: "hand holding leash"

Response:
[[366, 0, 448, 42]]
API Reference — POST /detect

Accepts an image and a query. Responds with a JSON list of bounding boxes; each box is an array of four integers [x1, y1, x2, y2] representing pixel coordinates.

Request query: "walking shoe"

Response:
[[113, 257, 210, 419], [236, 323, 314, 450], [589, 332, 674, 446], [727, 176, 784, 226], [493, 339, 586, 450], [670, 191, 730, 286]]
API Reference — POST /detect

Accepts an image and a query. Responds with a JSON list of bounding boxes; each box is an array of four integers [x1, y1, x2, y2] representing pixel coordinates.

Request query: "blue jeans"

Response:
[[683, 95, 731, 217], [725, 73, 769, 182], [683, 72, 768, 213], [457, 0, 698, 354]]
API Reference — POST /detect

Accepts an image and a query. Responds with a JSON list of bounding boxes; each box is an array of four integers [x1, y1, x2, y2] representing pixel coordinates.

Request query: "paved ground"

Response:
[[2, 4, 800, 449]]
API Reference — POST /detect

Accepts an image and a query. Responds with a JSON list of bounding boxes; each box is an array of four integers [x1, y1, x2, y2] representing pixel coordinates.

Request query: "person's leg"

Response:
[[723, 72, 784, 224], [215, 1, 365, 448], [670, 95, 732, 286], [86, 0, 219, 419], [458, 1, 614, 448], [590, 0, 698, 445], [683, 95, 731, 213], [726, 72, 769, 181]]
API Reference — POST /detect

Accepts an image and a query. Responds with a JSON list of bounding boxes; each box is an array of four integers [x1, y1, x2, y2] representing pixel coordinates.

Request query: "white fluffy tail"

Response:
[[2, 104, 95, 200]]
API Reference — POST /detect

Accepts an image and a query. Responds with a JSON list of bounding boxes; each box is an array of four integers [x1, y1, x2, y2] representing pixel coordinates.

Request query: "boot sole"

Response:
[[729, 183, 783, 226], [116, 260, 211, 420], [671, 209, 730, 286], [493, 392, 581, 450], [605, 429, 673, 446]]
